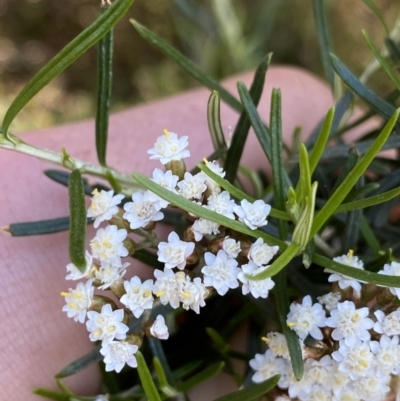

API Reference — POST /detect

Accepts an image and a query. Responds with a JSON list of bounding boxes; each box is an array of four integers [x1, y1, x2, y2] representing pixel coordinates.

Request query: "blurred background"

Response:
[[0, 0, 399, 131]]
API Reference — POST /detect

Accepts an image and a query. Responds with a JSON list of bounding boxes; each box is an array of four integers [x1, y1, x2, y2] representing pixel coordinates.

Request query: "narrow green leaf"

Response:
[[362, 30, 400, 92], [238, 165, 264, 199], [247, 243, 300, 281], [269, 88, 288, 239], [311, 108, 400, 237], [32, 389, 68, 401], [6, 216, 89, 237], [313, 0, 334, 89], [362, 0, 389, 35], [136, 351, 162, 401], [68, 170, 87, 271], [334, 187, 400, 213], [308, 107, 335, 175], [2, 0, 134, 139], [237, 82, 292, 190], [213, 375, 280, 401], [95, 6, 114, 166], [225, 53, 272, 182], [331, 54, 397, 121], [133, 172, 286, 248], [196, 163, 290, 221], [55, 345, 102, 378], [130, 19, 242, 112], [313, 253, 400, 287], [275, 271, 304, 380], [153, 357, 178, 397], [177, 362, 225, 393], [207, 91, 227, 156], [297, 144, 312, 200], [149, 339, 175, 386]]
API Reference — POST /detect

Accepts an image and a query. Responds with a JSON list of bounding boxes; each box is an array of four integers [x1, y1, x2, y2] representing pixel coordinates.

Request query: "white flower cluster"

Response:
[[61, 131, 279, 373], [249, 252, 400, 401]]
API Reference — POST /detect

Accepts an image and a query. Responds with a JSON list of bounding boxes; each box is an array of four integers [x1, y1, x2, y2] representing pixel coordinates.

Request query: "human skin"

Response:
[[0, 66, 339, 400]]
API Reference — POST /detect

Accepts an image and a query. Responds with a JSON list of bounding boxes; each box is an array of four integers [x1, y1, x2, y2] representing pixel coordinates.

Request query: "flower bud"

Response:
[[376, 286, 395, 305], [184, 227, 196, 242], [185, 247, 200, 267], [144, 315, 170, 340], [89, 295, 116, 313], [165, 159, 186, 181], [110, 209, 131, 231], [110, 278, 126, 299], [125, 333, 143, 348], [239, 239, 252, 258], [123, 237, 137, 256], [208, 237, 224, 254], [361, 282, 377, 305]]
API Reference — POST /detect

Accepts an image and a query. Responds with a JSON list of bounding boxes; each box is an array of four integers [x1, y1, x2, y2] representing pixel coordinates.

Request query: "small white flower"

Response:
[[332, 339, 374, 380], [90, 225, 128, 266], [233, 199, 271, 230], [238, 262, 275, 299], [378, 261, 400, 298], [317, 292, 341, 312], [66, 251, 94, 280], [94, 396, 108, 401], [332, 387, 359, 401], [179, 275, 206, 314], [202, 250, 241, 296], [306, 386, 332, 401], [150, 315, 169, 340], [147, 130, 190, 164], [206, 191, 236, 219], [86, 304, 128, 344], [370, 335, 400, 377], [326, 301, 373, 346], [157, 231, 195, 270], [123, 191, 164, 229], [264, 332, 291, 359], [191, 218, 220, 241], [62, 280, 94, 323], [222, 236, 241, 258], [286, 295, 326, 340], [177, 172, 207, 200], [249, 350, 288, 384], [325, 251, 364, 295], [153, 268, 181, 308], [248, 238, 279, 266], [87, 189, 124, 228], [95, 262, 129, 290], [100, 340, 138, 373], [352, 374, 390, 401], [374, 309, 400, 336], [150, 168, 179, 208], [120, 276, 154, 318], [196, 160, 225, 193]]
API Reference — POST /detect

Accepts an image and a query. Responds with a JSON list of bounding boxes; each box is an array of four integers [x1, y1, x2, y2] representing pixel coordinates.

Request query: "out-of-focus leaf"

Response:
[[2, 0, 135, 140], [360, 216, 381, 254], [176, 362, 225, 393], [213, 375, 280, 401], [362, 30, 400, 91], [136, 351, 162, 401], [95, 6, 114, 166], [130, 19, 242, 112], [311, 109, 400, 237], [385, 38, 400, 62], [225, 53, 272, 182], [68, 170, 87, 271], [274, 270, 304, 380], [313, 0, 334, 88], [362, 0, 389, 35], [153, 357, 178, 397], [133, 172, 286, 248], [313, 253, 400, 287], [207, 91, 227, 156], [331, 54, 397, 121]]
